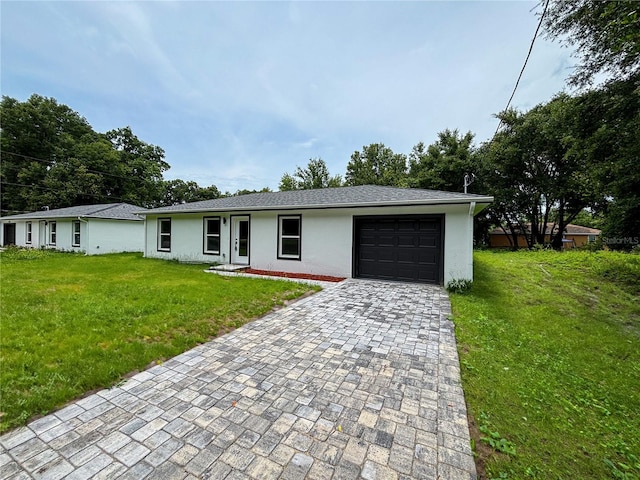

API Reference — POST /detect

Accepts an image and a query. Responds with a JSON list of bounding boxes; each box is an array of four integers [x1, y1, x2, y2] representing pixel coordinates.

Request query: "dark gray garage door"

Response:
[[354, 215, 443, 284]]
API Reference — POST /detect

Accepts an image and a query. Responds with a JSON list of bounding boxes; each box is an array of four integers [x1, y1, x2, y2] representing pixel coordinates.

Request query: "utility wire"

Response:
[[1, 181, 128, 203], [0, 150, 159, 184], [492, 0, 550, 140]]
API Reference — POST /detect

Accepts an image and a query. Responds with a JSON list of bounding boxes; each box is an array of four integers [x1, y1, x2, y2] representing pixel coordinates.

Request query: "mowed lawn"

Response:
[[450, 250, 640, 480], [0, 249, 317, 433]]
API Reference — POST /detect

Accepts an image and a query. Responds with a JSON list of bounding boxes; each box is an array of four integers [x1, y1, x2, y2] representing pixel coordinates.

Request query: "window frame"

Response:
[[72, 220, 81, 247], [49, 221, 57, 245], [277, 215, 302, 260], [203, 216, 221, 255], [157, 218, 172, 252], [26, 221, 32, 244]]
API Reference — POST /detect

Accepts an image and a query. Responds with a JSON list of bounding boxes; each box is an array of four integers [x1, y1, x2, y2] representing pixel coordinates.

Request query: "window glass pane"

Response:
[[51, 223, 56, 233], [239, 239, 248, 256], [207, 219, 220, 235], [281, 218, 299, 236], [160, 220, 171, 234], [74, 222, 80, 233], [160, 235, 171, 249], [206, 236, 220, 252], [281, 238, 300, 256]]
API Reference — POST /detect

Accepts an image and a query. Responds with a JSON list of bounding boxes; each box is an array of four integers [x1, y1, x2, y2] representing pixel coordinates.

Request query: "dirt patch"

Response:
[[243, 268, 346, 283], [468, 413, 508, 479]]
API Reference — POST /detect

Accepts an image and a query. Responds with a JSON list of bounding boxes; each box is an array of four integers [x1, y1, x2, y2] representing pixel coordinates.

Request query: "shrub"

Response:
[[446, 278, 473, 294]]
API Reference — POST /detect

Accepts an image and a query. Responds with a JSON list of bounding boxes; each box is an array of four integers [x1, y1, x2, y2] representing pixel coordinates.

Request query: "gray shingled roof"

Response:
[[0, 203, 145, 221], [140, 185, 493, 215]]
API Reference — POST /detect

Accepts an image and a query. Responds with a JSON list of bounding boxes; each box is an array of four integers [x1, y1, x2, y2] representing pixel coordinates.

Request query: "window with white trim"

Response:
[[49, 221, 57, 245], [203, 217, 221, 254], [26, 222, 32, 244], [278, 215, 301, 260], [158, 218, 171, 251], [72, 220, 81, 247]]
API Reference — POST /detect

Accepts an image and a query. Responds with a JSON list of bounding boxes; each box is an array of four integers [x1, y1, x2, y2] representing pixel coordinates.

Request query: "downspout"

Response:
[[143, 216, 148, 258], [77, 216, 89, 255], [469, 201, 476, 244], [469, 202, 476, 281]]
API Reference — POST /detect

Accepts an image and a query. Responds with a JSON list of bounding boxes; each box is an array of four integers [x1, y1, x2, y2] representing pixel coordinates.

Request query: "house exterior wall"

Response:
[[144, 203, 476, 284], [0, 218, 144, 254], [83, 219, 145, 254]]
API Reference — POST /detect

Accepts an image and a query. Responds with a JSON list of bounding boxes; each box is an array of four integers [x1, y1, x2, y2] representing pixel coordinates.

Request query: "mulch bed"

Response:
[[243, 268, 346, 283]]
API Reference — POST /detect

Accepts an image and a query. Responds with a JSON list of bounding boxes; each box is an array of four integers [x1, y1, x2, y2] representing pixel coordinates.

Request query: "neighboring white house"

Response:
[[0, 203, 146, 255], [138, 186, 493, 285]]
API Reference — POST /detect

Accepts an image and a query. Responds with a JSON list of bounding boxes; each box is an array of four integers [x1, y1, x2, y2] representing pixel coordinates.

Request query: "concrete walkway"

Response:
[[0, 280, 476, 480]]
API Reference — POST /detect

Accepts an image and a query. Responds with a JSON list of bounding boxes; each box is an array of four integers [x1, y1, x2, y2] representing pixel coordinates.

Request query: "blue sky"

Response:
[[1, 1, 575, 193]]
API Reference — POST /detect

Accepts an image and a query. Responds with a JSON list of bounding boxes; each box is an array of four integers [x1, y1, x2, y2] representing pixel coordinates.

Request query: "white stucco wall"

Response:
[[83, 219, 145, 254], [143, 203, 479, 283], [0, 218, 144, 254]]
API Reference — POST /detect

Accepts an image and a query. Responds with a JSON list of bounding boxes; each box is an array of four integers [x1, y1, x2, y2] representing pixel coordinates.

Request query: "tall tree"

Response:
[[279, 158, 342, 191], [345, 143, 407, 187], [105, 127, 169, 207], [408, 129, 476, 192], [541, 0, 640, 87], [0, 95, 178, 212], [0, 94, 94, 212], [157, 180, 221, 207], [480, 94, 599, 249], [568, 73, 640, 248]]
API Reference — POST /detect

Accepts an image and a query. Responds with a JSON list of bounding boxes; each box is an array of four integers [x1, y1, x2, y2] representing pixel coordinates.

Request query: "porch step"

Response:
[[209, 264, 249, 272]]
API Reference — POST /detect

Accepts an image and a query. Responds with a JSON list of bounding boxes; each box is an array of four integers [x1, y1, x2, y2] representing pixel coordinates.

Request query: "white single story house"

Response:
[[0, 203, 146, 254], [139, 186, 493, 285]]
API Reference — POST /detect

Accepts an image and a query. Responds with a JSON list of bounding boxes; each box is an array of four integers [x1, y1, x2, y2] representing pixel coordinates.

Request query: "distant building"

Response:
[[0, 203, 146, 254], [489, 223, 601, 249]]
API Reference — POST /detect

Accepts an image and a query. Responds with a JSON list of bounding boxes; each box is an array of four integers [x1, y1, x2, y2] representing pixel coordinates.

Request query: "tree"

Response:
[[480, 94, 599, 249], [279, 158, 342, 191], [541, 0, 640, 87], [408, 129, 477, 192], [567, 73, 640, 249], [0, 94, 180, 213], [105, 126, 169, 207], [226, 187, 272, 196], [157, 180, 221, 206], [0, 94, 94, 213], [345, 143, 407, 187]]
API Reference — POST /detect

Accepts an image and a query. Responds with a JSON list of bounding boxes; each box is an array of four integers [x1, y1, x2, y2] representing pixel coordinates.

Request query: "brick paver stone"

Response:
[[0, 280, 476, 479]]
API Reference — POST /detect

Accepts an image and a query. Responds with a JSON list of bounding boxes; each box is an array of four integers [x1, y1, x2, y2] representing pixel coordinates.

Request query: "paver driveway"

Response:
[[0, 279, 476, 480]]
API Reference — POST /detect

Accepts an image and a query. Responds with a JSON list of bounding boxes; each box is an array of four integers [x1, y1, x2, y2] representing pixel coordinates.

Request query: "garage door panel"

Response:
[[354, 216, 442, 284], [419, 234, 439, 246]]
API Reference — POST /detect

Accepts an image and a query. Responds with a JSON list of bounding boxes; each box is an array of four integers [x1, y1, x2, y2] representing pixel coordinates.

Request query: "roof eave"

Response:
[[136, 196, 494, 216]]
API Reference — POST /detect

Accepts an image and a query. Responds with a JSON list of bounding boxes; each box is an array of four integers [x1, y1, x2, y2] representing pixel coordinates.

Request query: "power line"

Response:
[[492, 0, 550, 139], [0, 150, 160, 184], [1, 181, 128, 203]]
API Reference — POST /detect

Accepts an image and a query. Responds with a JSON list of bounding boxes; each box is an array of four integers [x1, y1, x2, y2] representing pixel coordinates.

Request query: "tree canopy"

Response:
[[345, 143, 407, 187], [408, 129, 476, 192], [541, 0, 640, 87], [279, 158, 342, 191], [0, 94, 220, 213]]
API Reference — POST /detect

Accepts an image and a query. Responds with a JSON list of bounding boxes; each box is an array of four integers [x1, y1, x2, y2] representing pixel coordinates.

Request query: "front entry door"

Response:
[[231, 216, 250, 265], [3, 223, 16, 246]]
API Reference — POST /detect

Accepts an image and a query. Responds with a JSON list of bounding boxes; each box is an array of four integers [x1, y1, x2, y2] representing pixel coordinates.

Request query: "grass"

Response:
[[0, 248, 317, 433], [449, 250, 640, 480]]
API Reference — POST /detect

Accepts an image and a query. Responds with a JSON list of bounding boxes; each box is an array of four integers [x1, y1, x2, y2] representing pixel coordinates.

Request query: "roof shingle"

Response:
[[140, 185, 493, 215], [0, 203, 145, 221]]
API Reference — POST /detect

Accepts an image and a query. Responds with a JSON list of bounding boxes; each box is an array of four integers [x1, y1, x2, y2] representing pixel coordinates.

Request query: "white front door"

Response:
[[231, 216, 250, 265]]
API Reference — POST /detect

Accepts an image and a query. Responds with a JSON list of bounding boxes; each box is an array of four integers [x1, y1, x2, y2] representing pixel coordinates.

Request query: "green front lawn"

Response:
[[450, 250, 640, 479], [0, 249, 317, 433]]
